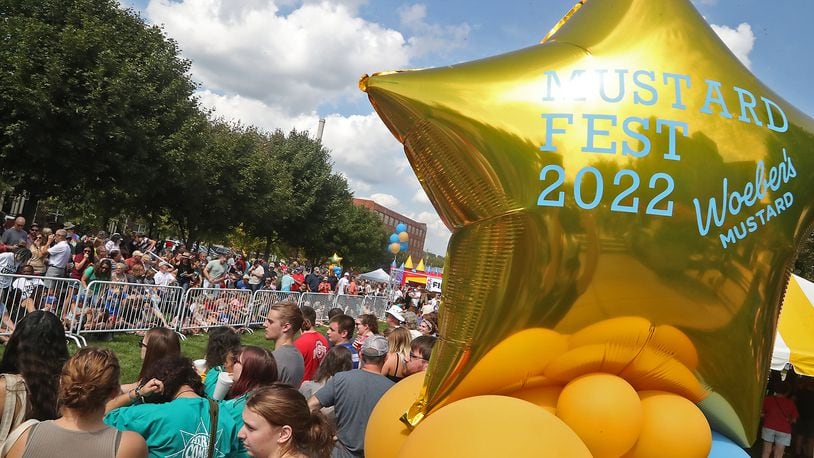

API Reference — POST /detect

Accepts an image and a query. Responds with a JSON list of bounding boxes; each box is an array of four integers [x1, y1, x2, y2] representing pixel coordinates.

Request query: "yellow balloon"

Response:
[[442, 328, 567, 405], [398, 231, 409, 242], [389, 242, 400, 254], [556, 374, 643, 458], [624, 391, 712, 458], [361, 0, 814, 446], [398, 395, 591, 458], [507, 385, 563, 414], [365, 372, 425, 458], [619, 347, 707, 403], [544, 343, 642, 383]]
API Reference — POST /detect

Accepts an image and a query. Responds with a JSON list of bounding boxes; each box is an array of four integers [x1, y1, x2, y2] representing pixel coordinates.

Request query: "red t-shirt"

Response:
[[294, 331, 329, 383], [763, 395, 799, 433]]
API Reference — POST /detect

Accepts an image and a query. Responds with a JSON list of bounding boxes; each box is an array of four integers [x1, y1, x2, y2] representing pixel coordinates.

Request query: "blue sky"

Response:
[[122, 0, 813, 254]]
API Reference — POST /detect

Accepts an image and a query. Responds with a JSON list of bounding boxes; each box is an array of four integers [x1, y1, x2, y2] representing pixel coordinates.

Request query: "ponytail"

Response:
[[299, 411, 334, 457]]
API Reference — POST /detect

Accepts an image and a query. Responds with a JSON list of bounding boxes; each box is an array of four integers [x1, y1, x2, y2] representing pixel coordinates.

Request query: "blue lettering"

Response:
[[582, 114, 617, 154], [622, 117, 650, 157], [762, 97, 788, 132], [733, 86, 763, 126], [598, 69, 627, 103], [746, 216, 758, 233], [655, 119, 687, 161], [700, 80, 733, 118], [543, 70, 586, 102], [663, 73, 691, 109], [632, 70, 658, 106], [693, 178, 729, 236], [540, 113, 573, 152], [720, 228, 737, 249]]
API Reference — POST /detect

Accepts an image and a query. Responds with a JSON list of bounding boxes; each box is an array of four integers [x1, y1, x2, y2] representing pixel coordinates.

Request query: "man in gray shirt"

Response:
[[309, 335, 394, 457], [264, 301, 305, 387], [1, 217, 27, 247]]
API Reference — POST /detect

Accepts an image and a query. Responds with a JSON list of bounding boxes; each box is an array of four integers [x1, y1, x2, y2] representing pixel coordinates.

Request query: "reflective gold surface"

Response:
[[362, 0, 814, 446]]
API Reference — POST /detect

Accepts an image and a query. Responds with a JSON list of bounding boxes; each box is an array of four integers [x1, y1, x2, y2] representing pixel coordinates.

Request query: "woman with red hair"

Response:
[[220, 346, 279, 456]]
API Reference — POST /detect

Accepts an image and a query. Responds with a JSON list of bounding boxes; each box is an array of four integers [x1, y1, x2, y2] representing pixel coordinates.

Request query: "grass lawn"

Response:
[[0, 325, 328, 384], [76, 330, 277, 383]]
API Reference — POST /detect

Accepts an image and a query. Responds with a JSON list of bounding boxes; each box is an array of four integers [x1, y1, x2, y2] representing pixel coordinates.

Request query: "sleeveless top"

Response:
[[386, 355, 406, 383], [22, 421, 121, 458]]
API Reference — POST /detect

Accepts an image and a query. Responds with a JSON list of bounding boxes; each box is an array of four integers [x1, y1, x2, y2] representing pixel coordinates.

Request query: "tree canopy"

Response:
[[0, 0, 390, 270]]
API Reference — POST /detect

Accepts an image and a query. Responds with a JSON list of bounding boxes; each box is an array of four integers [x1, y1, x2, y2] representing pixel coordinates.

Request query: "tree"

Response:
[[325, 204, 390, 270], [0, 0, 199, 219]]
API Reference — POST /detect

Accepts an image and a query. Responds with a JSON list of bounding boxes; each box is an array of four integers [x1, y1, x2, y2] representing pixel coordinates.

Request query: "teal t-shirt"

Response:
[[104, 397, 241, 457], [204, 366, 224, 399], [219, 394, 249, 457]]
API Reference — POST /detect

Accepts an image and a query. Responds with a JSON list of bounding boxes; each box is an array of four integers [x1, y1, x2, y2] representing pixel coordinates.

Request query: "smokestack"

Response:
[[316, 118, 326, 143]]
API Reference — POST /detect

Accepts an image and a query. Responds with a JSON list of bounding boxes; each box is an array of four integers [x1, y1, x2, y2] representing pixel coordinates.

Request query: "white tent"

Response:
[[359, 268, 391, 283], [772, 274, 814, 375]]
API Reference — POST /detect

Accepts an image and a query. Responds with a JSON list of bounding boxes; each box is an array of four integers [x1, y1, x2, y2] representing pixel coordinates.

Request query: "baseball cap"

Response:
[[361, 335, 388, 357], [132, 250, 143, 257], [385, 305, 405, 323]]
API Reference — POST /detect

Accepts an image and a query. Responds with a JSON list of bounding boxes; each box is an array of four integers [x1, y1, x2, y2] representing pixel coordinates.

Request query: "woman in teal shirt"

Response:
[[218, 346, 278, 457], [203, 327, 241, 398], [106, 355, 241, 457]]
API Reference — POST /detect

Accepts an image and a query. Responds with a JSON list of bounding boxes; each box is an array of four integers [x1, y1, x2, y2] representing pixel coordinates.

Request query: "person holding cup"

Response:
[[202, 327, 241, 398]]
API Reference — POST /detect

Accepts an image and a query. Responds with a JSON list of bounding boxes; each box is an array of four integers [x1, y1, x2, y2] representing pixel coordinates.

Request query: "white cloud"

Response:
[[369, 193, 401, 208], [412, 188, 431, 205], [710, 22, 755, 68], [143, 0, 465, 255]]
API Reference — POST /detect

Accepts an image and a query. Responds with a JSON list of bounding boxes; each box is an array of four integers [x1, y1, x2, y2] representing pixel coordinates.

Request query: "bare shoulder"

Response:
[[116, 430, 147, 458]]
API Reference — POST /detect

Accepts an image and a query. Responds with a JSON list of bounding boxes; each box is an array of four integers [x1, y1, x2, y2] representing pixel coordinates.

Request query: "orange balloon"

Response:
[[398, 395, 591, 458], [365, 372, 425, 458], [624, 391, 711, 458], [544, 343, 641, 382], [389, 242, 400, 254], [619, 347, 707, 403], [649, 325, 700, 370], [556, 374, 643, 458], [569, 316, 653, 350], [507, 385, 563, 414], [398, 231, 409, 242], [443, 328, 567, 404]]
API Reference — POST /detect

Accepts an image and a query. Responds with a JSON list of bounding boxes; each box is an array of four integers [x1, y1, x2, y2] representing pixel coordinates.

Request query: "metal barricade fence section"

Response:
[[0, 273, 84, 345], [364, 295, 390, 321], [334, 294, 367, 319], [75, 281, 184, 339], [178, 288, 254, 333], [248, 291, 301, 328], [297, 292, 337, 324]]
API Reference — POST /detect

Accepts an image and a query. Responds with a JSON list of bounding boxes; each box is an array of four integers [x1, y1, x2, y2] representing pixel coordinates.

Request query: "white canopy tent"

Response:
[[359, 268, 391, 283]]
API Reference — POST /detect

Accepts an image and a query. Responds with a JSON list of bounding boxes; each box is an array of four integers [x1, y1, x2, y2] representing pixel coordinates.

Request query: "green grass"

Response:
[[74, 331, 276, 383]]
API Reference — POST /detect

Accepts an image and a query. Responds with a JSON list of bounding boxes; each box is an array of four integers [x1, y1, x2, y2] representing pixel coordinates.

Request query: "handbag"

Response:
[[207, 399, 219, 458]]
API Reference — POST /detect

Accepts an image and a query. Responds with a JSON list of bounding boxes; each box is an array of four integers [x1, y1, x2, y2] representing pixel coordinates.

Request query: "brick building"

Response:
[[352, 198, 427, 261]]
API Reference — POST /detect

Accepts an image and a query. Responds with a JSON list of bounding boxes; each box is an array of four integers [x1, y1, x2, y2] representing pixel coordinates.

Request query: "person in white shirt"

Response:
[[11, 265, 45, 313], [336, 272, 349, 295], [45, 229, 71, 278], [152, 262, 176, 286]]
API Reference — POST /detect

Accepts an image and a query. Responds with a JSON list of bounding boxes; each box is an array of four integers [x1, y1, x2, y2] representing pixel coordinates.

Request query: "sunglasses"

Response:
[[138, 340, 147, 349], [409, 352, 426, 361]]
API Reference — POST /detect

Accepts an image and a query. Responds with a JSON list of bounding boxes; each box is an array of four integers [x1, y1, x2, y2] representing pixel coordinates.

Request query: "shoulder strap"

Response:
[[0, 374, 27, 442], [1, 418, 38, 456], [207, 399, 218, 458]]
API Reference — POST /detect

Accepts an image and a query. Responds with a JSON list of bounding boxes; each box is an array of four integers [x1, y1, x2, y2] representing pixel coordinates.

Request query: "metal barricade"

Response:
[[177, 287, 253, 334], [362, 295, 390, 320], [247, 290, 301, 330], [74, 281, 184, 342], [0, 273, 84, 346], [333, 294, 367, 318], [297, 292, 336, 324]]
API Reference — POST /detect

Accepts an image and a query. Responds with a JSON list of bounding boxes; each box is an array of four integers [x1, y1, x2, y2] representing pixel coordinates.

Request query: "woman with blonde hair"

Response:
[[6, 347, 147, 457], [380, 327, 411, 382], [239, 384, 334, 458]]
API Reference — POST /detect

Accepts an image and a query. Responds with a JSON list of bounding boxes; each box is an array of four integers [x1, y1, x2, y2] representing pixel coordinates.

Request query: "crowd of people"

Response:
[[0, 217, 440, 340], [0, 286, 438, 457]]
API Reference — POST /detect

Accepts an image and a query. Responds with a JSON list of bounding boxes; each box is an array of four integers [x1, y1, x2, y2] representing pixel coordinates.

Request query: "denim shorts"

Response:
[[762, 427, 792, 446]]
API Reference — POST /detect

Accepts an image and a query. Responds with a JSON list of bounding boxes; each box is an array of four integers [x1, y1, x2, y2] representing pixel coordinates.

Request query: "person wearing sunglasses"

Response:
[[405, 335, 437, 377]]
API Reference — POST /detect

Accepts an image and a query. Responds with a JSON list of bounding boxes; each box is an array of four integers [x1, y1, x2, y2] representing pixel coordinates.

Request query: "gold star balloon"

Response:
[[361, 0, 814, 450]]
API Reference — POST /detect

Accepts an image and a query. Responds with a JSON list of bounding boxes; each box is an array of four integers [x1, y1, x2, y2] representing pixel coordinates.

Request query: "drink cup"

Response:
[[212, 371, 233, 400], [193, 359, 207, 376]]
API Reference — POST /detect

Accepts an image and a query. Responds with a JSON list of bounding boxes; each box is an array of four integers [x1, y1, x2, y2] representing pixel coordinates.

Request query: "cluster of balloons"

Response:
[[388, 223, 409, 254], [328, 253, 343, 276]]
